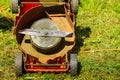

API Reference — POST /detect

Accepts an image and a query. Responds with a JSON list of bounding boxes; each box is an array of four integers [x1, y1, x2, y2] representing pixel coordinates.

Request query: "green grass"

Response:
[[0, 0, 120, 80]]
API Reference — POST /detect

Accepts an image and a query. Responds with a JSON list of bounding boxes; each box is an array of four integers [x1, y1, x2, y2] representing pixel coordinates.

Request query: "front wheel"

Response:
[[15, 53, 24, 76], [69, 53, 78, 76]]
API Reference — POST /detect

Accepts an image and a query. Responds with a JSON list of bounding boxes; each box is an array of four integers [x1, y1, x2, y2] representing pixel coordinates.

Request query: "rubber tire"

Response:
[[70, 0, 79, 14], [12, 0, 18, 13], [70, 54, 78, 76], [15, 53, 24, 76]]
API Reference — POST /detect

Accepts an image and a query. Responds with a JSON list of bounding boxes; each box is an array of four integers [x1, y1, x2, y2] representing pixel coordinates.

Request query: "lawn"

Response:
[[0, 0, 120, 80]]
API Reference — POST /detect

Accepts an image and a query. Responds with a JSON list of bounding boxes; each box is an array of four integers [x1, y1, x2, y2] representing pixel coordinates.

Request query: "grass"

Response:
[[0, 0, 120, 80]]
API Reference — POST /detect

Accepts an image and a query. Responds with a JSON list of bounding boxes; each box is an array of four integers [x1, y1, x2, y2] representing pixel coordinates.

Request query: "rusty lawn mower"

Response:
[[12, 0, 79, 76]]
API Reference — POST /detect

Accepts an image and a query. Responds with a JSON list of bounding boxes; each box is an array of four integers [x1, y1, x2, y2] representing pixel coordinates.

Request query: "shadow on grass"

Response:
[[72, 26, 91, 53], [0, 17, 13, 31], [72, 25, 91, 74]]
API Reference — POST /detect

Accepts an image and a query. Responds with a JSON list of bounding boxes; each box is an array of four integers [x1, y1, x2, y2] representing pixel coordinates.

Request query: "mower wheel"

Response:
[[70, 0, 79, 14], [12, 0, 19, 13], [15, 53, 24, 76], [70, 53, 78, 76]]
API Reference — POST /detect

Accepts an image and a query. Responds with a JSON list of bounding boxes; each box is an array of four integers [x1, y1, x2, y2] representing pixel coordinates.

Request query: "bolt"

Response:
[[44, 31, 48, 35]]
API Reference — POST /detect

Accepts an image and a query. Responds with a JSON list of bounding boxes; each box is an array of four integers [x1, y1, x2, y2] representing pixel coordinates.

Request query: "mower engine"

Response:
[[12, 0, 79, 76]]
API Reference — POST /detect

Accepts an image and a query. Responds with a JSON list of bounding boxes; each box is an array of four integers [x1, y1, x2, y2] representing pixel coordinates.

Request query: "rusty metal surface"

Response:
[[15, 4, 75, 64], [25, 63, 68, 66], [20, 16, 75, 63]]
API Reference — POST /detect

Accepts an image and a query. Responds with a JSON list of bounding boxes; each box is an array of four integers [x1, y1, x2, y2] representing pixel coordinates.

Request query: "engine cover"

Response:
[[30, 18, 62, 53]]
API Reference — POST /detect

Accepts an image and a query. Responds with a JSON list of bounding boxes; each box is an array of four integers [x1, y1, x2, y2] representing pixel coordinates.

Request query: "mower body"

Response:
[[12, 0, 79, 76]]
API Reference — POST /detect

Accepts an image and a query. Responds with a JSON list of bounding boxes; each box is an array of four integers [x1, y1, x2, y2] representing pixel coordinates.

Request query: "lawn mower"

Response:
[[12, 0, 79, 76]]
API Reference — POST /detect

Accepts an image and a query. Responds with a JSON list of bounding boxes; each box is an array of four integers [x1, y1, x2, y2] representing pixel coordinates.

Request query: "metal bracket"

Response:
[[19, 29, 73, 37], [25, 63, 69, 66]]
